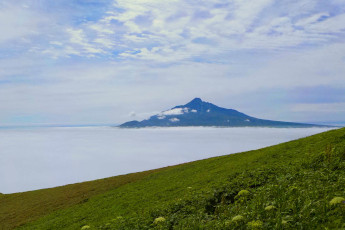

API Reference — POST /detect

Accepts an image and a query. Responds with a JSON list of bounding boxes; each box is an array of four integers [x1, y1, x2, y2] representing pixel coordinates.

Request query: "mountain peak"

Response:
[[190, 97, 202, 103], [186, 98, 203, 106]]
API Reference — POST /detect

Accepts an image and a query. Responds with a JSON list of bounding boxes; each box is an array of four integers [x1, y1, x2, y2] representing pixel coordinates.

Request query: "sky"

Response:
[[0, 0, 345, 126]]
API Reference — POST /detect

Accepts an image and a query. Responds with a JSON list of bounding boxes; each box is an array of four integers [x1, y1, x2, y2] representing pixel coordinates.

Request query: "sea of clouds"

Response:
[[0, 126, 334, 193]]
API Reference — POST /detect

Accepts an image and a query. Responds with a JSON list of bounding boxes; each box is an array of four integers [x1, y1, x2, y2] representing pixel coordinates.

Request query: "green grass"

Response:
[[1, 128, 345, 229], [0, 167, 173, 229]]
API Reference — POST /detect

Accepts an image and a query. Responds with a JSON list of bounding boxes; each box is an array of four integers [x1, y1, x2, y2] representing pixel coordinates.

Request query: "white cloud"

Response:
[[169, 118, 180, 122], [295, 12, 330, 27], [291, 103, 345, 113], [89, 24, 115, 35], [1, 0, 343, 62], [306, 13, 345, 33], [96, 0, 344, 62], [161, 108, 188, 116], [0, 4, 41, 45]]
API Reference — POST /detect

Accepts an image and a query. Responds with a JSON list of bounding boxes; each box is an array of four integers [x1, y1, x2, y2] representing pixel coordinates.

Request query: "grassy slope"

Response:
[[0, 167, 174, 229], [1, 128, 344, 229]]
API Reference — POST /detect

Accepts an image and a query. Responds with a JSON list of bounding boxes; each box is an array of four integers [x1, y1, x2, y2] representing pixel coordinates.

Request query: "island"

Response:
[[119, 98, 326, 128]]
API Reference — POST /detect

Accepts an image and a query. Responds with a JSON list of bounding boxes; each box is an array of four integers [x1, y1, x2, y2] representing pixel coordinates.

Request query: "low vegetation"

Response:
[[0, 167, 172, 229], [1, 128, 344, 229]]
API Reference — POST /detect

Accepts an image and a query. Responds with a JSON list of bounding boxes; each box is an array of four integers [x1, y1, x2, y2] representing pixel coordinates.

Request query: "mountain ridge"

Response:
[[119, 98, 327, 128]]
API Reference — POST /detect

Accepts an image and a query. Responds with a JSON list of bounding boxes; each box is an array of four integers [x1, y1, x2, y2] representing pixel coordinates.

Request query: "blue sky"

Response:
[[0, 0, 345, 126]]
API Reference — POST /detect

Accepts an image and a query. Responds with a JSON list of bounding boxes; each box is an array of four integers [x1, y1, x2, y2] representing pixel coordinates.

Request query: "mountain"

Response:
[[119, 98, 324, 128]]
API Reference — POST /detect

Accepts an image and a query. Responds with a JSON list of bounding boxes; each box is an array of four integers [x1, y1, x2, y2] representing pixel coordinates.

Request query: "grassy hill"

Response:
[[1, 128, 345, 229]]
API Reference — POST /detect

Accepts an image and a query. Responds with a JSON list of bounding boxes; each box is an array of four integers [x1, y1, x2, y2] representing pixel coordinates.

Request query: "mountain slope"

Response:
[[1, 128, 343, 229], [120, 98, 323, 128]]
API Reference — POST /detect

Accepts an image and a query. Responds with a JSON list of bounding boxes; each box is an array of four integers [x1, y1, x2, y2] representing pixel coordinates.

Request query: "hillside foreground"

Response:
[[1, 128, 345, 229]]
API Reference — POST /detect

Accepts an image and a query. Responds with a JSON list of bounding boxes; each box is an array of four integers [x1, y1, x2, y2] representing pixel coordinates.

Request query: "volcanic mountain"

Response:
[[119, 98, 324, 128]]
